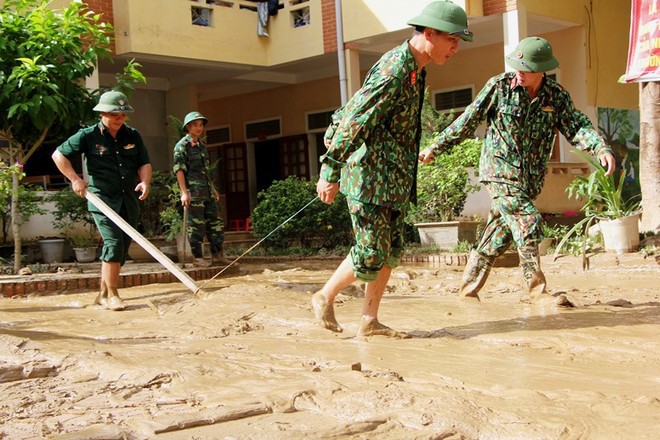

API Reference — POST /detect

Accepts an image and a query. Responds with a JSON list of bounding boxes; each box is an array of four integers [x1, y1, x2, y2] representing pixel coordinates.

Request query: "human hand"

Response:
[[599, 152, 616, 176], [135, 182, 150, 200], [180, 191, 191, 207], [418, 148, 435, 164], [71, 178, 88, 198], [316, 179, 339, 204]]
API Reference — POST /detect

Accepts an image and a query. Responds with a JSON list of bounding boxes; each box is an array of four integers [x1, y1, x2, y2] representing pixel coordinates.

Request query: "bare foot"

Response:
[[106, 295, 126, 311], [311, 292, 343, 333], [357, 316, 410, 339], [461, 291, 481, 302]]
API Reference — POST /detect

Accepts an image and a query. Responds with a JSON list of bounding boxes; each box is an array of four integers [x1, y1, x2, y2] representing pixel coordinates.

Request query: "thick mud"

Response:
[[0, 253, 658, 439]]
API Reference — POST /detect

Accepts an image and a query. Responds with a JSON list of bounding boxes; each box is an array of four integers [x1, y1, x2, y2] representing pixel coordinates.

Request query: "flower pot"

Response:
[[160, 245, 178, 261], [415, 221, 481, 248], [599, 214, 640, 254], [39, 238, 66, 263], [73, 246, 97, 263]]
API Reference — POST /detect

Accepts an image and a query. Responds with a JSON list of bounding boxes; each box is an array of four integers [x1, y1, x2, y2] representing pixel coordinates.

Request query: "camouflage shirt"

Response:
[[172, 134, 213, 201], [320, 41, 426, 209], [431, 72, 612, 199]]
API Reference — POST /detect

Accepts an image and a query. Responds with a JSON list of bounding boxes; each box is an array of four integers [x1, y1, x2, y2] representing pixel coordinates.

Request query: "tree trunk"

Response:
[[11, 173, 22, 273], [639, 81, 660, 233]]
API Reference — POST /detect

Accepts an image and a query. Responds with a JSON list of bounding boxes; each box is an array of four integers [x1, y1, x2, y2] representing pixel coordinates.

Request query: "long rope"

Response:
[[196, 195, 320, 291]]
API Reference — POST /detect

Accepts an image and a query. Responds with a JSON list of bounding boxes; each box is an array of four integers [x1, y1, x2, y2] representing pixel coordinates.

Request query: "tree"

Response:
[[0, 0, 144, 272], [639, 81, 660, 233]]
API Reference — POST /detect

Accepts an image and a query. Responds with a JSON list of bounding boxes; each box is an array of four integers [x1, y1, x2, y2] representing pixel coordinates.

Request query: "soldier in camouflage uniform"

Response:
[[173, 111, 231, 267], [312, 1, 473, 337], [419, 37, 616, 306]]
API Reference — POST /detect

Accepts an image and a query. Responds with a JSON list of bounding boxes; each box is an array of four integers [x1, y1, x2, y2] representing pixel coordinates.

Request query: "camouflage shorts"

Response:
[[475, 183, 543, 258], [347, 198, 404, 282]]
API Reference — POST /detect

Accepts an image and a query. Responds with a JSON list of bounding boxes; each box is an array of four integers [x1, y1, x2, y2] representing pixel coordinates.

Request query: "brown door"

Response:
[[279, 134, 309, 180], [210, 142, 250, 228]]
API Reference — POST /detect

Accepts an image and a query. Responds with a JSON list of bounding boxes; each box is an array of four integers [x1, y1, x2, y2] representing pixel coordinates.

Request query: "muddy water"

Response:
[[0, 254, 658, 439]]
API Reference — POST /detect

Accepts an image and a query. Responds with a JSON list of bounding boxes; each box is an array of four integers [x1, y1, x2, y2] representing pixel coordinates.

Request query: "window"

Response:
[[245, 118, 281, 140], [190, 0, 216, 26], [433, 87, 473, 112], [290, 0, 310, 28], [306, 109, 335, 132], [206, 126, 231, 145]]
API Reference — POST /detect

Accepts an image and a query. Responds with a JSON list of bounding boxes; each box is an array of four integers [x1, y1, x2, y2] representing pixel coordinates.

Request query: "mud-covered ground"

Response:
[[0, 253, 658, 439]]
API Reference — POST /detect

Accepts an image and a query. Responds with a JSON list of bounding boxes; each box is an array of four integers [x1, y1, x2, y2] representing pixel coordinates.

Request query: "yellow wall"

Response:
[[342, 0, 480, 42], [200, 75, 341, 142], [112, 0, 324, 66], [525, 0, 637, 109]]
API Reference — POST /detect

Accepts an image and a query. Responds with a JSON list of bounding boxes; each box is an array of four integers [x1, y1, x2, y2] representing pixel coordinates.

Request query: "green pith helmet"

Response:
[[183, 111, 208, 129], [407, 0, 473, 42], [505, 37, 559, 72], [92, 91, 134, 113]]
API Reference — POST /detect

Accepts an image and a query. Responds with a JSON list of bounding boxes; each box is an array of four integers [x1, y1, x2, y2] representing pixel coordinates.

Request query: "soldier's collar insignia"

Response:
[[124, 144, 135, 150], [410, 70, 417, 85]]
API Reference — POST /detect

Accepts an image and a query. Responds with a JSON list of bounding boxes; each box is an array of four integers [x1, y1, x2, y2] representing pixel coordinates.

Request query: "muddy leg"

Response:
[[94, 279, 108, 306], [459, 250, 495, 301], [103, 261, 126, 311], [312, 291, 342, 333], [311, 257, 355, 333], [519, 245, 573, 307]]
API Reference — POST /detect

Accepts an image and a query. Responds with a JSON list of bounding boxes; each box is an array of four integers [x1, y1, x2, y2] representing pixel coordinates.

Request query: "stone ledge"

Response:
[[0, 263, 240, 298], [401, 252, 519, 268]]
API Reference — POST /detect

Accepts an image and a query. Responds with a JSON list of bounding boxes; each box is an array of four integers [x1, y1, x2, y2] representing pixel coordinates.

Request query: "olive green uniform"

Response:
[[172, 134, 224, 258], [320, 41, 426, 281], [56, 122, 151, 264]]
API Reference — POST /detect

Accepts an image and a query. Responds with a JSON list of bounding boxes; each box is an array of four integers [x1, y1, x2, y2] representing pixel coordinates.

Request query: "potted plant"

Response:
[[407, 137, 483, 248], [159, 205, 183, 260], [159, 181, 191, 262], [404, 92, 484, 248], [554, 150, 641, 258], [46, 187, 99, 263]]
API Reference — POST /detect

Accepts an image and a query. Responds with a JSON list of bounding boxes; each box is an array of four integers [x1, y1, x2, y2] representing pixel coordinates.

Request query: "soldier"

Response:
[[173, 111, 231, 267], [312, 0, 473, 337], [52, 90, 152, 311], [419, 36, 616, 306]]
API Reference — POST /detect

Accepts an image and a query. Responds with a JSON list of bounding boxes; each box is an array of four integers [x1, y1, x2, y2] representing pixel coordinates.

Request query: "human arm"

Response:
[[419, 75, 500, 164], [135, 163, 152, 201], [319, 59, 402, 183], [174, 170, 191, 207], [51, 150, 88, 198], [554, 86, 615, 176]]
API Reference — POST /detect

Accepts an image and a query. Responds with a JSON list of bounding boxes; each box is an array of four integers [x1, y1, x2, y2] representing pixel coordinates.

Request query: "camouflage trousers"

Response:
[[347, 198, 404, 282], [469, 182, 545, 290], [187, 199, 224, 258]]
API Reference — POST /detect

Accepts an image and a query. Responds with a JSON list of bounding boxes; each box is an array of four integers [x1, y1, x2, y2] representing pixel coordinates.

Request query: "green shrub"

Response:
[[251, 176, 352, 250], [138, 170, 177, 238]]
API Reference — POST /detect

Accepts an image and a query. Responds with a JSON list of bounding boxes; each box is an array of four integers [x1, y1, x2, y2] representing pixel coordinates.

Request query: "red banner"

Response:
[[625, 0, 660, 82]]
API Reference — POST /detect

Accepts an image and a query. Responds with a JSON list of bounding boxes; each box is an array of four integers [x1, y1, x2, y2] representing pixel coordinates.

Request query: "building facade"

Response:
[[42, 0, 641, 225]]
